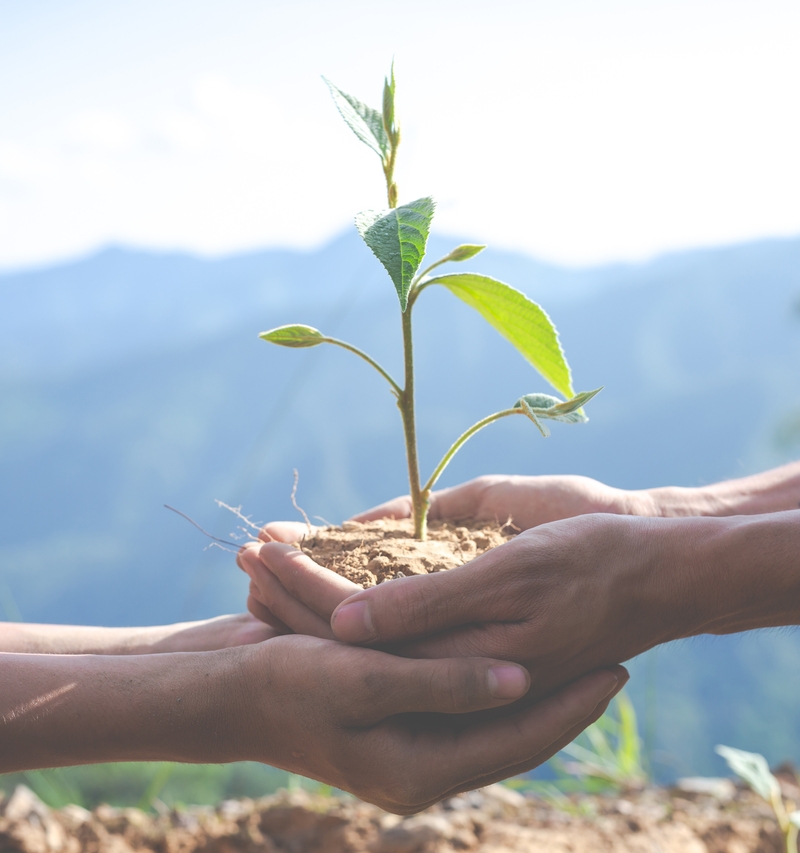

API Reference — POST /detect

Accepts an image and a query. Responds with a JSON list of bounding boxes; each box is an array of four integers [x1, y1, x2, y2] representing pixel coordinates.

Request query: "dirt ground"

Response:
[[1, 779, 793, 853]]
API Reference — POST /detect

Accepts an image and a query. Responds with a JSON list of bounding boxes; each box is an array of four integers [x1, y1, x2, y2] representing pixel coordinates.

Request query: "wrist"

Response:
[[620, 485, 722, 518], [629, 512, 800, 641]]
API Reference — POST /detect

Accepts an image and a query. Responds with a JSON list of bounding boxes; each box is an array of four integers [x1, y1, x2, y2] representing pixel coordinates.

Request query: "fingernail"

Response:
[[595, 669, 621, 699], [332, 601, 376, 643], [487, 665, 529, 699]]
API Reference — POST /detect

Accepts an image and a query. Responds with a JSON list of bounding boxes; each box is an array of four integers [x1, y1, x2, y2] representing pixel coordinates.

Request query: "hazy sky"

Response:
[[1, 0, 798, 269]]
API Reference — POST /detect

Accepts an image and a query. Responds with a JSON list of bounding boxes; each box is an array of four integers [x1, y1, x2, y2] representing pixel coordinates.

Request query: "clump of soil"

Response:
[[298, 518, 516, 588]]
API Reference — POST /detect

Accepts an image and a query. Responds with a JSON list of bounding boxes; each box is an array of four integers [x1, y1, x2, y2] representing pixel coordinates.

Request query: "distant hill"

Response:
[[1, 232, 799, 778]]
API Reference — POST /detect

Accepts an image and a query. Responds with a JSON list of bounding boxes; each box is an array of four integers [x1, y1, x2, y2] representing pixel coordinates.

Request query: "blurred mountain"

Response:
[[1, 231, 799, 777]]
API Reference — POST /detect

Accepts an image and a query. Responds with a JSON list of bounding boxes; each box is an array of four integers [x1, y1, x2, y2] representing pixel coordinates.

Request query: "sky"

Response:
[[0, 0, 798, 270]]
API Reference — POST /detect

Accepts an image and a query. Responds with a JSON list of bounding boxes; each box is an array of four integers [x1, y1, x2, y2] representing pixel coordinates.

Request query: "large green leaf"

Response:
[[259, 324, 325, 348], [323, 78, 389, 159], [427, 273, 574, 398], [355, 197, 435, 312], [715, 745, 780, 802]]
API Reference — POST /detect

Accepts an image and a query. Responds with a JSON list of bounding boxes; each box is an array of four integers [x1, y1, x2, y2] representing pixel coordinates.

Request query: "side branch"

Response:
[[323, 338, 401, 396], [422, 408, 531, 495]]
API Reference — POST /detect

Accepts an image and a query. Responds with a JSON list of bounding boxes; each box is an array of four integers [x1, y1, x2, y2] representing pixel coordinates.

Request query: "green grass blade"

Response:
[[356, 197, 435, 311], [428, 272, 574, 398]]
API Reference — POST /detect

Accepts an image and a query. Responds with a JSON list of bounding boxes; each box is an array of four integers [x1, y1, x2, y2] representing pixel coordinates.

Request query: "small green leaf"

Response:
[[259, 325, 325, 348], [514, 388, 601, 424], [428, 273, 574, 398], [382, 62, 397, 143], [323, 78, 389, 159], [715, 745, 780, 802], [444, 244, 486, 263], [355, 197, 435, 312]]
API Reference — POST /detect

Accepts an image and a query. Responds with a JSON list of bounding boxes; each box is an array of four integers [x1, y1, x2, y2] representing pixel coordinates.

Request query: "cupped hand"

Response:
[[237, 633, 628, 813], [351, 474, 637, 530], [240, 513, 696, 700], [243, 473, 634, 636]]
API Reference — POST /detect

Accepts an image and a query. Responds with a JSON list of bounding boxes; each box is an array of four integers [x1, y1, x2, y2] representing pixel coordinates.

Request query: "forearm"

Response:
[[631, 461, 800, 518], [0, 647, 253, 772], [0, 617, 264, 655], [0, 623, 184, 655], [647, 510, 800, 639]]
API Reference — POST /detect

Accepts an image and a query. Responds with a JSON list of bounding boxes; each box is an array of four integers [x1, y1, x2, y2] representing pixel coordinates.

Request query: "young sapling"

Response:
[[260, 66, 601, 541]]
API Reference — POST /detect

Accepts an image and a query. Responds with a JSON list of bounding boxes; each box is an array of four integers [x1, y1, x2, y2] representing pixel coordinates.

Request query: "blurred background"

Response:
[[2, 0, 800, 806]]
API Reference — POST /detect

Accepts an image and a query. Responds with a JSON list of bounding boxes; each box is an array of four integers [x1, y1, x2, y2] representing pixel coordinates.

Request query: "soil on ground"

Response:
[[298, 518, 515, 587], [2, 779, 793, 853]]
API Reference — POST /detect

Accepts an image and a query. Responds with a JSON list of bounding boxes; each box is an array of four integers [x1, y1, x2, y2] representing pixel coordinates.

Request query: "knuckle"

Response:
[[394, 587, 436, 634], [430, 662, 482, 713]]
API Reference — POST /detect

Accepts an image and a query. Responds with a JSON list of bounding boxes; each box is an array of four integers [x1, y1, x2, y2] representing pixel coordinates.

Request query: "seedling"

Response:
[[260, 66, 601, 540], [716, 744, 800, 853]]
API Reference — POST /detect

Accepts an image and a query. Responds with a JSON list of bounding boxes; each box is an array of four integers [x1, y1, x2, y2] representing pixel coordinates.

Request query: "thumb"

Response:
[[331, 560, 489, 644], [355, 654, 532, 725]]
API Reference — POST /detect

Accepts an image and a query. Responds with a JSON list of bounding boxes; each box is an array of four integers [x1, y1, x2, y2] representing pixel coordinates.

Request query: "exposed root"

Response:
[[291, 469, 313, 536], [164, 505, 244, 550], [214, 500, 263, 542]]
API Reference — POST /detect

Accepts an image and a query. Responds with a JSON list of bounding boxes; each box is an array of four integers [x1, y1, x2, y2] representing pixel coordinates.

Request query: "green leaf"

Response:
[[355, 197, 435, 312], [443, 244, 486, 263], [514, 388, 601, 424], [382, 62, 397, 142], [715, 745, 780, 802], [428, 273, 574, 397], [323, 78, 389, 159], [259, 325, 325, 348]]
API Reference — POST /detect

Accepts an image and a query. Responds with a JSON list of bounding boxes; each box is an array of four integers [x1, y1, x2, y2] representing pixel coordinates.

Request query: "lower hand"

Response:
[[237, 635, 628, 813]]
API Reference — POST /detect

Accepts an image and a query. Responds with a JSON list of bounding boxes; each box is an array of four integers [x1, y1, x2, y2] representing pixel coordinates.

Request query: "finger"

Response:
[[351, 654, 531, 725], [260, 542, 360, 620], [242, 548, 336, 639], [259, 521, 316, 543], [350, 495, 413, 523], [247, 592, 292, 634], [415, 666, 625, 793], [330, 547, 507, 644]]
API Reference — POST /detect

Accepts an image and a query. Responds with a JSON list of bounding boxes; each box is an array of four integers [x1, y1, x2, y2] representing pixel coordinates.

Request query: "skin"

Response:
[[0, 617, 628, 813], [241, 462, 800, 701], [0, 614, 276, 654]]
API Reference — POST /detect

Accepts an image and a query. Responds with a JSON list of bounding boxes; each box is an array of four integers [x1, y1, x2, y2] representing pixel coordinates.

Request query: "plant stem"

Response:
[[422, 408, 527, 495], [323, 338, 401, 396], [398, 306, 427, 539]]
